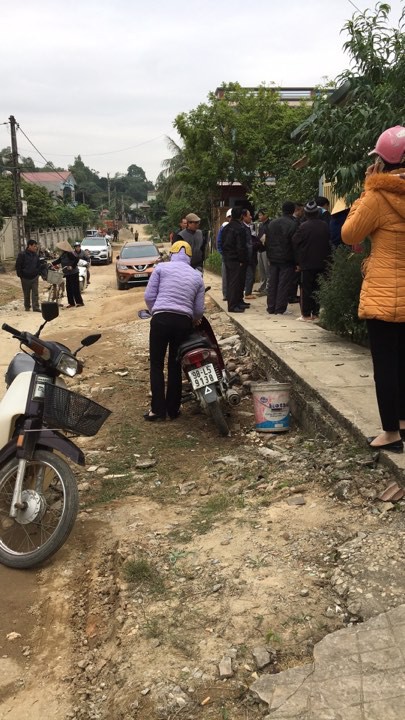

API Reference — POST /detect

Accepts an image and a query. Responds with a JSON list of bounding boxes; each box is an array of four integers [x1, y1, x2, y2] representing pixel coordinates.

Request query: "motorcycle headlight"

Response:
[[56, 352, 81, 377]]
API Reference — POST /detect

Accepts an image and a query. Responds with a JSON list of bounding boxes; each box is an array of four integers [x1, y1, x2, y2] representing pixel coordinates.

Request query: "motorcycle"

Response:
[[78, 258, 89, 293], [0, 302, 111, 569], [138, 306, 240, 436]]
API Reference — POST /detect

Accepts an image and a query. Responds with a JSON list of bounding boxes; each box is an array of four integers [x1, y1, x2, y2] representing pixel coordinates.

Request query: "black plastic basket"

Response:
[[43, 384, 111, 436]]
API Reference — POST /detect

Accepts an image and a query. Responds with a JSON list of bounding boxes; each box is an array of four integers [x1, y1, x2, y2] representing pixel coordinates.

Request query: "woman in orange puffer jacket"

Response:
[[342, 126, 405, 452]]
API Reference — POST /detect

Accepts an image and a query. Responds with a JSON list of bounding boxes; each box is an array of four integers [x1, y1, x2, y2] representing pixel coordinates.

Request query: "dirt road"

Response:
[[0, 229, 401, 719]]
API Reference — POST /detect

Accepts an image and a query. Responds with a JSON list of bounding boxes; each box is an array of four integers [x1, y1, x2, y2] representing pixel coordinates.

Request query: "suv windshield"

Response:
[[121, 245, 159, 259], [82, 237, 107, 246]]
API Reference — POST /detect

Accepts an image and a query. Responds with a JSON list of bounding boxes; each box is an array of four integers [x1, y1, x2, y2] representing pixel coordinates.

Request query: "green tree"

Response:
[[169, 83, 312, 223], [301, 2, 405, 200], [0, 176, 15, 217], [23, 181, 56, 230]]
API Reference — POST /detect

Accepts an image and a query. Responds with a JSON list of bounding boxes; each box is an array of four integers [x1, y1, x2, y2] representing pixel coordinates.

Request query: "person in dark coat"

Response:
[[329, 198, 350, 249], [15, 239, 44, 312], [221, 207, 249, 313], [293, 200, 332, 321], [264, 201, 297, 315], [51, 240, 84, 308]]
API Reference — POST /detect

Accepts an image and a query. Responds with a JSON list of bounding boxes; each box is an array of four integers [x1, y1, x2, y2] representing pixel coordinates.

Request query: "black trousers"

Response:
[[367, 319, 405, 431], [267, 263, 295, 314], [301, 268, 323, 317], [66, 273, 84, 306], [149, 312, 192, 418], [224, 259, 247, 311], [21, 276, 39, 310]]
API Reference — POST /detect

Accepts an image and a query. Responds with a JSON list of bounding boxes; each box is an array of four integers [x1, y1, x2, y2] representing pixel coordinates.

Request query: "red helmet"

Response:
[[369, 125, 405, 164]]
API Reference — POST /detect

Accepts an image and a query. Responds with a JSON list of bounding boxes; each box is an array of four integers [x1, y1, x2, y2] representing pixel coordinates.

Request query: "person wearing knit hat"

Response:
[[51, 240, 84, 308], [292, 199, 332, 322]]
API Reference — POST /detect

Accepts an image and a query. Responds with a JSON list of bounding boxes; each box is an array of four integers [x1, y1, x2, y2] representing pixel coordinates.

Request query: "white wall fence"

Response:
[[30, 226, 82, 252], [0, 217, 82, 261], [0, 217, 15, 262]]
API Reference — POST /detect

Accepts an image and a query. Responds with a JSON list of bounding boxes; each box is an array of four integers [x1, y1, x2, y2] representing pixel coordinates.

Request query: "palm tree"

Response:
[[158, 137, 189, 200]]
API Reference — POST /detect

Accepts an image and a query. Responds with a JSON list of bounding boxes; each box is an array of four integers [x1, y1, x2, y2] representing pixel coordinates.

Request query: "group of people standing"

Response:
[[15, 238, 90, 310], [218, 198, 332, 321]]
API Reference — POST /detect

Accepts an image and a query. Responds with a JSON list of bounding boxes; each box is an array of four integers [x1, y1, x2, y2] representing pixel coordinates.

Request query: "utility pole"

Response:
[[107, 173, 111, 207], [9, 115, 25, 251]]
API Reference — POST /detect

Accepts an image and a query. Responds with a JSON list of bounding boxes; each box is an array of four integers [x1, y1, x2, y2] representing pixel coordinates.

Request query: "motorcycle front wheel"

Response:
[[0, 450, 79, 569]]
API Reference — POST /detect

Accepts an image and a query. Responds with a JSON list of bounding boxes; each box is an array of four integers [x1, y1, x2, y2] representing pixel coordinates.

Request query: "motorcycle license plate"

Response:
[[188, 364, 218, 390]]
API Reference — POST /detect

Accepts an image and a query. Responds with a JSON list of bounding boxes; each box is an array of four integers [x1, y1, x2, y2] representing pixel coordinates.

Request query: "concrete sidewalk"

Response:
[[205, 273, 405, 718], [205, 271, 405, 481]]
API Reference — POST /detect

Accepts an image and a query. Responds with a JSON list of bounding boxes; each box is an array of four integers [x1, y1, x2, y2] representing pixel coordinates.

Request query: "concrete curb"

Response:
[[205, 271, 405, 484]]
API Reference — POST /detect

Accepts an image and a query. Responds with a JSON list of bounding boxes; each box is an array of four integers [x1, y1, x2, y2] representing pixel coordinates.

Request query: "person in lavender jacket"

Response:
[[144, 241, 205, 421]]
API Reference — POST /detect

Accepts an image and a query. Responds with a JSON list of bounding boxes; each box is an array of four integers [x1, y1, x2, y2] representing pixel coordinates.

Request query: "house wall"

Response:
[[0, 218, 16, 262]]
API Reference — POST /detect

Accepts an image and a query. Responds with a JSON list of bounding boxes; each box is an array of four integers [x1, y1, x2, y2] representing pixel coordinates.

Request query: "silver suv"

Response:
[[80, 236, 113, 265]]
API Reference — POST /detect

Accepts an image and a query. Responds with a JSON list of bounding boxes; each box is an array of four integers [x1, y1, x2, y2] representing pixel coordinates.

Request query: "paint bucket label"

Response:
[[251, 382, 290, 432]]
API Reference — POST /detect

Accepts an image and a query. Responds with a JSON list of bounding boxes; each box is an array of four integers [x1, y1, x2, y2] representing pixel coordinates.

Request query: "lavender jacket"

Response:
[[144, 251, 205, 321]]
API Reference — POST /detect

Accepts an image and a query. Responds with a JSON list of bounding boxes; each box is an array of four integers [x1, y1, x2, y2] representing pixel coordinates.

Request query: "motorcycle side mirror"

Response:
[[41, 301, 59, 322], [81, 333, 102, 347], [138, 309, 151, 319], [35, 301, 59, 336], [73, 333, 101, 356]]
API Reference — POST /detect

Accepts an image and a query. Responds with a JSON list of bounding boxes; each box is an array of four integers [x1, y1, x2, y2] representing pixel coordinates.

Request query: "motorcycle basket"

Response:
[[43, 385, 111, 436], [47, 268, 64, 285]]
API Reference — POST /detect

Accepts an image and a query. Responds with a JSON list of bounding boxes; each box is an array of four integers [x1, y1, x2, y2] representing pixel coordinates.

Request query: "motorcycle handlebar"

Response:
[[2, 323, 23, 337]]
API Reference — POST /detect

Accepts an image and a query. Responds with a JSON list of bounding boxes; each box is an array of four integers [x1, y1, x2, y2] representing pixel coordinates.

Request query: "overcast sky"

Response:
[[1, 0, 403, 184]]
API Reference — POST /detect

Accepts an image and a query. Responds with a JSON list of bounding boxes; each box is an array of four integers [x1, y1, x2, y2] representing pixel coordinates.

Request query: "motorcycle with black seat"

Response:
[[0, 302, 111, 568], [139, 302, 240, 435]]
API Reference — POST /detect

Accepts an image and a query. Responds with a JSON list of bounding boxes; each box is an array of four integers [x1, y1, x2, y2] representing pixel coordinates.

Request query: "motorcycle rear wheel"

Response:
[[0, 450, 79, 569], [208, 400, 229, 436]]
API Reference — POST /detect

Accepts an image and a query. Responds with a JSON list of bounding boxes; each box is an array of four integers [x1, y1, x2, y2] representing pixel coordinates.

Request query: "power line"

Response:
[[17, 124, 69, 184], [19, 133, 166, 158]]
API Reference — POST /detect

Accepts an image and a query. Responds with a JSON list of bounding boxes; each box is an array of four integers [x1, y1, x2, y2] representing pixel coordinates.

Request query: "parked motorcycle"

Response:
[[0, 302, 111, 569], [138, 307, 240, 435], [78, 258, 89, 293]]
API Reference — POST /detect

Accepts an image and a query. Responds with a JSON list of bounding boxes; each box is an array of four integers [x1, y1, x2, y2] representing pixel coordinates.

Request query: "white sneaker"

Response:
[[298, 315, 313, 322], [281, 310, 293, 315]]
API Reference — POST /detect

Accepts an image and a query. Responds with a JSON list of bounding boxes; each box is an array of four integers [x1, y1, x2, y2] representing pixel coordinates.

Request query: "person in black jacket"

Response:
[[15, 239, 43, 312], [51, 240, 84, 308], [264, 201, 297, 314], [293, 200, 332, 321], [221, 207, 249, 313]]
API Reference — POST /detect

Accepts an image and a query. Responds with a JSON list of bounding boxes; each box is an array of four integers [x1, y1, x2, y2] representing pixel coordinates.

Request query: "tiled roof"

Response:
[[22, 171, 72, 183]]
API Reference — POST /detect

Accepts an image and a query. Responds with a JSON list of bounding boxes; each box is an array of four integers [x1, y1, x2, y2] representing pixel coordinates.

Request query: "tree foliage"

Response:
[[153, 84, 316, 236], [301, 2, 405, 200]]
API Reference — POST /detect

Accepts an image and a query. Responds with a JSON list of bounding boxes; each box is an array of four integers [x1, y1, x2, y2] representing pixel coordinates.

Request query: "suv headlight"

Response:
[[56, 352, 81, 377]]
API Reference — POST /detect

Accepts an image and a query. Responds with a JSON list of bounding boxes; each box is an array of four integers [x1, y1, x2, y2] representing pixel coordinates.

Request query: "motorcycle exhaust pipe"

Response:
[[226, 388, 241, 406]]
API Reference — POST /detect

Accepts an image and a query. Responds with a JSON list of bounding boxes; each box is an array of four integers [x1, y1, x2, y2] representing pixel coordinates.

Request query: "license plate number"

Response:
[[133, 273, 148, 278], [188, 364, 218, 389]]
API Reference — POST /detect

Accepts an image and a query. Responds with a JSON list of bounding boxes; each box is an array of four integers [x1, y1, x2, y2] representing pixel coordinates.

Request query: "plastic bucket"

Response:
[[251, 381, 290, 432]]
